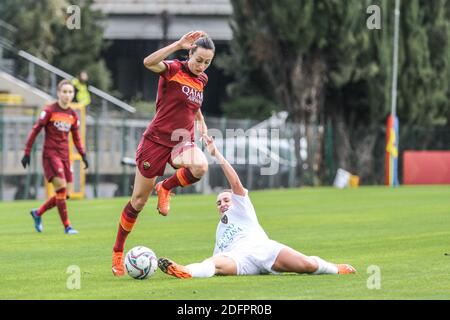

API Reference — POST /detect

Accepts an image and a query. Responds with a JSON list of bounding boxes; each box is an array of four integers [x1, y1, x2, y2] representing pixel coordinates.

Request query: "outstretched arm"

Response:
[[143, 30, 205, 73], [204, 136, 246, 196]]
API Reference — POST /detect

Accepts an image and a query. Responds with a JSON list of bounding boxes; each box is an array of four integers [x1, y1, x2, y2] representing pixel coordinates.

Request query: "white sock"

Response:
[[310, 256, 338, 275], [186, 259, 216, 278]]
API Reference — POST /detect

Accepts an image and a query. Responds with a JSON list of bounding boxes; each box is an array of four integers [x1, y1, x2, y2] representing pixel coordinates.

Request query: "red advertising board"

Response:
[[403, 151, 450, 185]]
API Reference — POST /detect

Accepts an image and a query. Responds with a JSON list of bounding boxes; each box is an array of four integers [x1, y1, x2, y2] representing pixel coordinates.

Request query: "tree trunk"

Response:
[[264, 50, 327, 186], [353, 126, 379, 184], [298, 54, 327, 185], [333, 110, 352, 172], [333, 110, 381, 184]]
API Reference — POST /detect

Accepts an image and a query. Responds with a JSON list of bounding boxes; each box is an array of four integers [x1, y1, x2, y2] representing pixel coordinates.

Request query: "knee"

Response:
[[52, 179, 67, 191], [56, 184, 67, 192], [306, 257, 319, 274], [190, 162, 208, 178], [131, 194, 148, 211]]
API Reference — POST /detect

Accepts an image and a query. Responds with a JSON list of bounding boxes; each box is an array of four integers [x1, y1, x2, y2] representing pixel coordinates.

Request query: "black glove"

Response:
[[82, 154, 89, 169], [21, 154, 30, 169]]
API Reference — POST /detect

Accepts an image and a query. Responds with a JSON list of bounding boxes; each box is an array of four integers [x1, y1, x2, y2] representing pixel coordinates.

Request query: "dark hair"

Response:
[[57, 79, 74, 91], [191, 35, 215, 54]]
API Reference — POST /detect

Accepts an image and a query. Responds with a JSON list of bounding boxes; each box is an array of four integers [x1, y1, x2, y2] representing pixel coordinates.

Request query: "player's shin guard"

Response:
[[55, 188, 70, 228], [310, 256, 338, 275], [162, 167, 200, 190], [37, 196, 56, 216], [186, 259, 216, 278], [113, 201, 140, 253]]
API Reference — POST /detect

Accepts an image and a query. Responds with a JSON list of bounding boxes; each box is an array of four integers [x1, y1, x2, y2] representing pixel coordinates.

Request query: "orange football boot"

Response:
[[112, 251, 125, 276], [336, 264, 357, 274], [158, 258, 192, 279], [155, 181, 173, 216]]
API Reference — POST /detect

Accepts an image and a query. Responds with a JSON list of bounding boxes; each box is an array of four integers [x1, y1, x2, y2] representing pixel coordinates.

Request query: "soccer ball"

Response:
[[124, 246, 158, 280]]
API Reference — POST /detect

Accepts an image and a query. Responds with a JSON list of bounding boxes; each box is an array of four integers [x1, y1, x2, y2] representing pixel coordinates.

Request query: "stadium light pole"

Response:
[[385, 0, 401, 187]]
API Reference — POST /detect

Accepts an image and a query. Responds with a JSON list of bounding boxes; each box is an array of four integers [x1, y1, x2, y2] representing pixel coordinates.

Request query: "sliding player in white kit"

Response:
[[158, 136, 356, 278]]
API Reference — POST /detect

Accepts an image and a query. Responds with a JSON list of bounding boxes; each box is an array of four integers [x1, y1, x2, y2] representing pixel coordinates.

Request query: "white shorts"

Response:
[[215, 240, 286, 275]]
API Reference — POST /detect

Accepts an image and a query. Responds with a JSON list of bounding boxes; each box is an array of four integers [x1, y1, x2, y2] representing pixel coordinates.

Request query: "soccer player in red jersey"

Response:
[[112, 31, 214, 276], [22, 79, 89, 235]]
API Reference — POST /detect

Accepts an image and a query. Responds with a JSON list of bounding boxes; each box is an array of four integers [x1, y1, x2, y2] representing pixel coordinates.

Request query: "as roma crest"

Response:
[[143, 161, 151, 170]]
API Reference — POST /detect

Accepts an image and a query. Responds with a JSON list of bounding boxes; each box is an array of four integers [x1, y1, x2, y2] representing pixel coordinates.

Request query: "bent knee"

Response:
[[305, 258, 319, 274], [190, 162, 208, 178], [212, 256, 237, 276]]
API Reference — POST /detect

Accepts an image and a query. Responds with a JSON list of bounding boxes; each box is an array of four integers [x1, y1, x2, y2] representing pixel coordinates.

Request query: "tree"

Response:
[[325, 0, 394, 183], [398, 0, 449, 128], [225, 0, 371, 185], [224, 0, 450, 185], [52, 0, 111, 90], [328, 0, 450, 183], [0, 0, 66, 61], [0, 0, 110, 90], [215, 21, 279, 120]]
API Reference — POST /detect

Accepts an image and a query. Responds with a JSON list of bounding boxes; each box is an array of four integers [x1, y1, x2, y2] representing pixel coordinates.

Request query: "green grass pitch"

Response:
[[0, 186, 449, 300]]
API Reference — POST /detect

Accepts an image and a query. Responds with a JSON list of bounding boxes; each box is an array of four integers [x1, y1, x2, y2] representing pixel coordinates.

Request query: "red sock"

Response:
[[55, 188, 70, 228], [37, 196, 56, 216], [113, 201, 141, 253], [162, 167, 200, 190]]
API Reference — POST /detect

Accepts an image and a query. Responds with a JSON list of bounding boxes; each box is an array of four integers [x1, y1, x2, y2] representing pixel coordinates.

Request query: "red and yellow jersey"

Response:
[[24, 102, 85, 160], [144, 59, 208, 147]]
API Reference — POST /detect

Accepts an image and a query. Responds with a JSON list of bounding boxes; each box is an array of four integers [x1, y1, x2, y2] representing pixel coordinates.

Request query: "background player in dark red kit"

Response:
[[112, 31, 214, 276], [22, 79, 89, 235]]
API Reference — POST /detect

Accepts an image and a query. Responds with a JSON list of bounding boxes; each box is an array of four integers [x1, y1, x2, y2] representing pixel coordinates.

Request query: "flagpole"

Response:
[[391, 0, 400, 118], [385, 0, 401, 187]]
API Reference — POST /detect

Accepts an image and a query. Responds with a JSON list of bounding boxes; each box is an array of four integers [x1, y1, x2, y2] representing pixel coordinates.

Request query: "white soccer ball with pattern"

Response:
[[125, 246, 158, 279]]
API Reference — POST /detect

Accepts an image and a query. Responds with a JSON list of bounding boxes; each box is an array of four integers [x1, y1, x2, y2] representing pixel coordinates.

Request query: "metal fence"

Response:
[[2, 103, 450, 201], [0, 106, 298, 200]]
